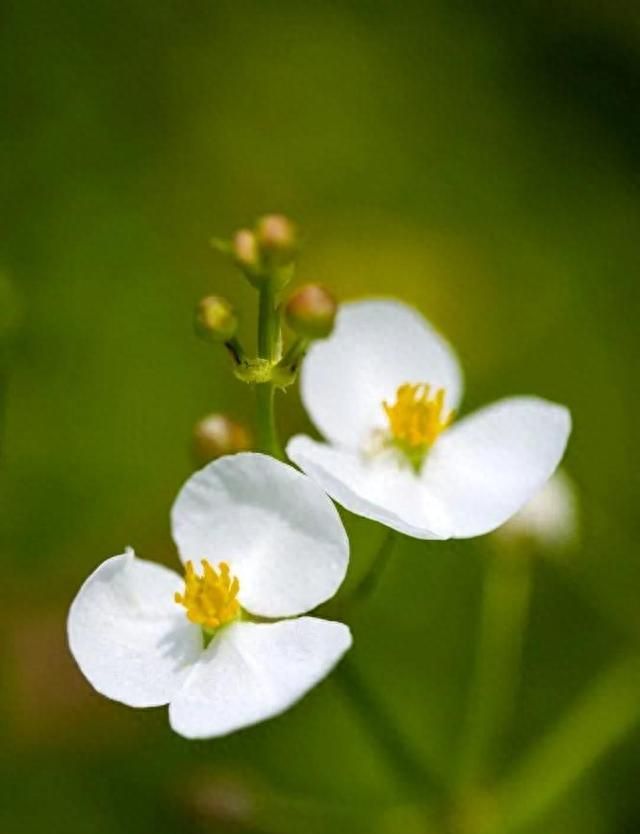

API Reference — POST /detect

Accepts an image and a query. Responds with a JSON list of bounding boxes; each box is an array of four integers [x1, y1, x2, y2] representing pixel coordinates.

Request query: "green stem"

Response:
[[256, 281, 283, 459], [457, 549, 532, 790], [490, 653, 640, 834], [334, 537, 446, 803], [224, 336, 247, 367], [255, 275, 436, 805], [342, 528, 398, 613], [278, 336, 309, 374], [256, 382, 283, 459], [335, 655, 444, 800], [257, 281, 277, 360]]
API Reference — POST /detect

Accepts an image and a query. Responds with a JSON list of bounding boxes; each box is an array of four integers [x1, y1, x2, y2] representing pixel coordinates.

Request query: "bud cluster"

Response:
[[194, 214, 339, 456], [232, 214, 298, 287]]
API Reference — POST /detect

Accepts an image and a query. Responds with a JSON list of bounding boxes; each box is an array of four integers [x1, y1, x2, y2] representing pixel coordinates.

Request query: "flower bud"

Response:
[[254, 214, 298, 267], [285, 284, 337, 339], [180, 769, 256, 831], [195, 296, 238, 342], [232, 229, 259, 272], [192, 414, 252, 463], [493, 470, 579, 553]]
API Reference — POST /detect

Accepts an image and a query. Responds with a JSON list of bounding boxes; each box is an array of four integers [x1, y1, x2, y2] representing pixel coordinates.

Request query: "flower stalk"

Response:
[[255, 275, 440, 801], [340, 528, 399, 614], [457, 548, 533, 791], [257, 280, 279, 361], [277, 336, 309, 375], [224, 335, 248, 368], [488, 653, 640, 834], [336, 655, 444, 800], [256, 280, 284, 459], [256, 383, 282, 460]]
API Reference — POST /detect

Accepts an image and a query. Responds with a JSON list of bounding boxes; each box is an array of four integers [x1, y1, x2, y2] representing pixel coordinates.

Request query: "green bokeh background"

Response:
[[1, 1, 639, 832]]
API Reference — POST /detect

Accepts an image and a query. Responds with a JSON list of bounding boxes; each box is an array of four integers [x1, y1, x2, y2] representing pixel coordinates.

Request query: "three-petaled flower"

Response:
[[68, 454, 351, 738], [287, 300, 572, 540]]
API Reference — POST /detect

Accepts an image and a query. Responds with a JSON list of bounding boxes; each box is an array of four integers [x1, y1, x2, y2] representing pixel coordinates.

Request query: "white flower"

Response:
[[67, 453, 351, 739], [493, 469, 579, 551], [287, 300, 571, 540]]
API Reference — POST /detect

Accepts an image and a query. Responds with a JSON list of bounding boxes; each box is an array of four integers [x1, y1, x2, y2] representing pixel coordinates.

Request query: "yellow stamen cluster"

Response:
[[174, 560, 240, 630], [383, 383, 453, 452]]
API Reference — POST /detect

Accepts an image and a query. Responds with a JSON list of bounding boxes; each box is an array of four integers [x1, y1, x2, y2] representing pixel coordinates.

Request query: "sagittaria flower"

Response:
[[287, 300, 571, 540], [67, 453, 351, 739]]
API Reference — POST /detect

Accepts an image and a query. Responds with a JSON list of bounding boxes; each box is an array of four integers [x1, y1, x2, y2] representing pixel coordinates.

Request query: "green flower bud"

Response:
[[255, 214, 298, 267], [195, 296, 238, 342], [192, 414, 252, 463], [284, 284, 337, 339]]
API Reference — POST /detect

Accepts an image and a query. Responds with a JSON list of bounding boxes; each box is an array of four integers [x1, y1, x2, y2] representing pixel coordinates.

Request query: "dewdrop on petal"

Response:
[[493, 469, 579, 552]]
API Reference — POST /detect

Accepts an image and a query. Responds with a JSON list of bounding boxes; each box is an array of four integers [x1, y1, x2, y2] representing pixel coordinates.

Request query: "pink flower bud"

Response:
[[285, 284, 337, 339]]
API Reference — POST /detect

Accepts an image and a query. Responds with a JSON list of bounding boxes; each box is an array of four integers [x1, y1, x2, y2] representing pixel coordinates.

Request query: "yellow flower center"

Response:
[[174, 560, 241, 630], [383, 383, 453, 466]]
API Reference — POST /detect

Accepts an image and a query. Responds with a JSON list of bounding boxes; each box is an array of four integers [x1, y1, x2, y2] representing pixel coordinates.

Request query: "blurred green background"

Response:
[[2, 1, 640, 832]]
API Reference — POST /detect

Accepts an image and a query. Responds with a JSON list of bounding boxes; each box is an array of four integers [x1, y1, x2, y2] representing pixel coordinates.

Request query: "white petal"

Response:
[[422, 397, 572, 538], [171, 453, 349, 619], [300, 299, 463, 448], [169, 618, 352, 739], [287, 435, 450, 539], [67, 550, 202, 707]]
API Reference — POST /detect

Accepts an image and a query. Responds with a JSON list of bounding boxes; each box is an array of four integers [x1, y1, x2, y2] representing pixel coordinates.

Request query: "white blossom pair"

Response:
[[68, 298, 571, 739]]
